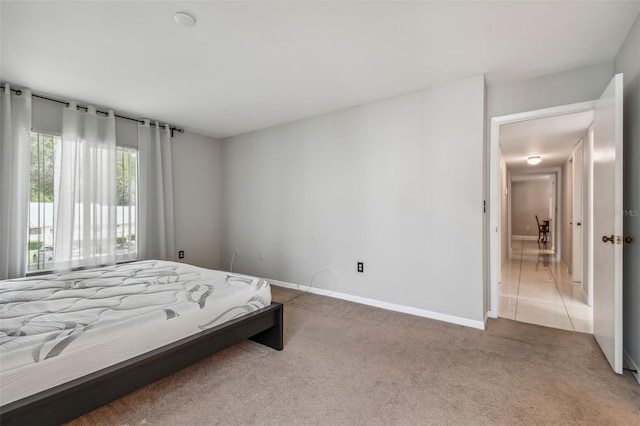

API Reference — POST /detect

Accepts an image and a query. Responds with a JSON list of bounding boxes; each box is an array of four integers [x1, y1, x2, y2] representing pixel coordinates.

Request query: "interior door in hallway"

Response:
[[572, 142, 584, 283], [592, 73, 623, 374]]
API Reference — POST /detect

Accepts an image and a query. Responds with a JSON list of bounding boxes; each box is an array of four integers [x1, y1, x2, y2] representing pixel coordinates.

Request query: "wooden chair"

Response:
[[535, 215, 547, 243]]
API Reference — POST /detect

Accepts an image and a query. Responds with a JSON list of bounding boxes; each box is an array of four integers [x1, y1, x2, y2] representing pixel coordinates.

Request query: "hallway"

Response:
[[498, 238, 593, 333]]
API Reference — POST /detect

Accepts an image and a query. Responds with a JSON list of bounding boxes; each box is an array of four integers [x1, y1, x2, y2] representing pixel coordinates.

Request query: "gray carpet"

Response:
[[69, 286, 640, 425]]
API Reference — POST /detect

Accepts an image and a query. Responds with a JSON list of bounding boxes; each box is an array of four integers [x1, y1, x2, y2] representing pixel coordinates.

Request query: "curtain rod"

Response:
[[1, 85, 184, 137]]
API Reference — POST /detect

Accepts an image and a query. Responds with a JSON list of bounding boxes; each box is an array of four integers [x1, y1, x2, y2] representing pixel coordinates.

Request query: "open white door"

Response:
[[592, 73, 623, 374]]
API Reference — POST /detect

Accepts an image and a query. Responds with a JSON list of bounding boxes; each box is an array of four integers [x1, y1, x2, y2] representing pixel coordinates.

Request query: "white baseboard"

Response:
[[269, 279, 486, 330], [623, 351, 640, 385], [487, 310, 498, 319], [512, 235, 539, 241]]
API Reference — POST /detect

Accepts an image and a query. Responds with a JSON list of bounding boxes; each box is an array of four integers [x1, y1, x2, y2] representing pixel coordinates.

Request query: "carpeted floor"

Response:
[[69, 286, 640, 425]]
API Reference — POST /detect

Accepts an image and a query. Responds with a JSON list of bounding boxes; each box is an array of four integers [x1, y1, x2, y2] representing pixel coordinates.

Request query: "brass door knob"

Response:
[[625, 236, 633, 244], [602, 235, 614, 244]]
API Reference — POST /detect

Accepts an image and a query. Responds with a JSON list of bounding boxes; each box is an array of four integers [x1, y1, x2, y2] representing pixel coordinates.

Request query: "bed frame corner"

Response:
[[0, 301, 284, 426]]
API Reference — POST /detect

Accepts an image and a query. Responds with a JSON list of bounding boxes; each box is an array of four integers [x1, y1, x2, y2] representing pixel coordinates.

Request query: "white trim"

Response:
[[560, 260, 572, 276], [511, 174, 552, 182], [587, 124, 595, 308], [571, 139, 585, 283], [493, 101, 596, 125], [623, 351, 640, 385], [510, 166, 565, 177], [269, 279, 486, 330], [507, 171, 513, 256], [512, 235, 539, 241], [560, 258, 587, 302], [489, 100, 595, 318]]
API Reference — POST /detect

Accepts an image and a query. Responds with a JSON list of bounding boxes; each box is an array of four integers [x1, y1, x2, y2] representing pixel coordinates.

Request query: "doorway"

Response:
[[499, 169, 593, 331], [488, 101, 596, 331], [489, 75, 625, 374], [499, 238, 593, 331]]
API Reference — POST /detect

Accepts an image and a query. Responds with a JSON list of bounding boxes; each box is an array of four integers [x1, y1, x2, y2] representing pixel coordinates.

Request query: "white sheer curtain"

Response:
[[0, 85, 32, 279], [53, 102, 117, 272], [138, 120, 175, 261]]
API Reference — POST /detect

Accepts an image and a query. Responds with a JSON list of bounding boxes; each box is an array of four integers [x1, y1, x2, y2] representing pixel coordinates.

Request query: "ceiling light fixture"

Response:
[[527, 156, 542, 165], [174, 12, 196, 27]]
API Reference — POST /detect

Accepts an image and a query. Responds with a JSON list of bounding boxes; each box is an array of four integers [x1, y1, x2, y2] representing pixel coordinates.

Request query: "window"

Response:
[[28, 132, 138, 271], [116, 146, 138, 262], [28, 132, 59, 271]]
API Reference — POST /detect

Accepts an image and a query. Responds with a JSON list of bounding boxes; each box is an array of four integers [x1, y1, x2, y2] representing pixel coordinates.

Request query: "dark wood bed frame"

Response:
[[0, 302, 283, 426]]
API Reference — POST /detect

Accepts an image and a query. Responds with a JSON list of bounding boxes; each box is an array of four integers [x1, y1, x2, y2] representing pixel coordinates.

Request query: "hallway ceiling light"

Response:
[[174, 12, 196, 27], [527, 156, 542, 165]]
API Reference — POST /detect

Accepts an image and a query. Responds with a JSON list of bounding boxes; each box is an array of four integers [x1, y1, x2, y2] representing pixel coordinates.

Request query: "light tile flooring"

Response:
[[499, 238, 593, 333]]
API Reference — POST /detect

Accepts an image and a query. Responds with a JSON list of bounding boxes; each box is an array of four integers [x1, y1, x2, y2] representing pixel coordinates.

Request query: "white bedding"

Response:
[[0, 260, 271, 405]]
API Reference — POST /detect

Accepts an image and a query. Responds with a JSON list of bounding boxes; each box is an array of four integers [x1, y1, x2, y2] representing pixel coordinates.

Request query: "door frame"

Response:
[[571, 139, 585, 283], [586, 125, 595, 308], [507, 170, 560, 252], [488, 100, 596, 318]]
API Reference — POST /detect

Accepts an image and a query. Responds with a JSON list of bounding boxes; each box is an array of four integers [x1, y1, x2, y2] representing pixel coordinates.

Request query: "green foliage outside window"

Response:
[[30, 134, 56, 202], [29, 241, 43, 251], [117, 148, 136, 206], [117, 234, 135, 245], [31, 135, 136, 206]]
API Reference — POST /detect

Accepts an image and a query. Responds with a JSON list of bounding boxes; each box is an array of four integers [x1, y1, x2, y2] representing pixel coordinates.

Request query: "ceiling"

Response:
[[500, 110, 594, 172], [1, 1, 639, 139]]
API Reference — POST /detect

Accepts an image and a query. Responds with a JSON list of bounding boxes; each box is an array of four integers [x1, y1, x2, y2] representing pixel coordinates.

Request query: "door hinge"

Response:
[[483, 200, 486, 213]]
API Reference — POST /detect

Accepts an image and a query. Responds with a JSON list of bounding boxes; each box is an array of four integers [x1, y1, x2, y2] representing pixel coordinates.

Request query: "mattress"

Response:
[[0, 260, 271, 405]]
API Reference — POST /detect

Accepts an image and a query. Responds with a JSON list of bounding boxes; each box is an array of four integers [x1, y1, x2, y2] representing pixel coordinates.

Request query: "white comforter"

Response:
[[0, 260, 271, 375]]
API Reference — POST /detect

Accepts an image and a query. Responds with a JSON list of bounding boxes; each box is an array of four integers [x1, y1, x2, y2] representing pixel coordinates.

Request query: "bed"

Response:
[[0, 260, 283, 425]]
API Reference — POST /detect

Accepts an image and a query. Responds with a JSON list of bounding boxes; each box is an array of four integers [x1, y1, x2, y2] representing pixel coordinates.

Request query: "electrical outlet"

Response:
[[178, 250, 184, 259], [357, 262, 364, 273]]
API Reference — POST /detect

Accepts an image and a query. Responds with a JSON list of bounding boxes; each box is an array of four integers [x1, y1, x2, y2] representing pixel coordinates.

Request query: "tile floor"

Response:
[[498, 238, 593, 333]]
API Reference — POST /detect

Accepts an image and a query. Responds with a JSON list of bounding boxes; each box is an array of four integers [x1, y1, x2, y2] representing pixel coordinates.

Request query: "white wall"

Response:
[[33, 97, 140, 148], [32, 97, 62, 135], [172, 131, 222, 270], [222, 75, 486, 324], [615, 15, 640, 377], [487, 62, 614, 120], [510, 179, 550, 237]]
